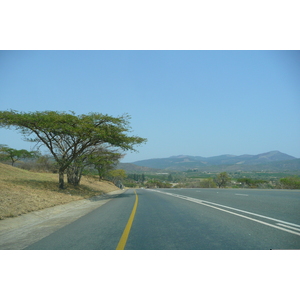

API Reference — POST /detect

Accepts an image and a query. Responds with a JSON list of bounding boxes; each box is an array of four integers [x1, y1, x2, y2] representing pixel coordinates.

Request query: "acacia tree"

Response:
[[0, 110, 146, 189], [0, 145, 37, 166], [89, 148, 123, 181], [108, 169, 127, 188]]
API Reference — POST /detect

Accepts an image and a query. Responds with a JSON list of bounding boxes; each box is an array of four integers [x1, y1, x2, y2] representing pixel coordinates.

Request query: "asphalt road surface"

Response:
[[25, 188, 300, 250]]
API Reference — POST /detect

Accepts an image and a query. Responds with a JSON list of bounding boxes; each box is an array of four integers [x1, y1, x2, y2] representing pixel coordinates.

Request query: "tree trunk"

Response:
[[97, 168, 103, 181], [59, 169, 65, 189], [67, 164, 83, 186]]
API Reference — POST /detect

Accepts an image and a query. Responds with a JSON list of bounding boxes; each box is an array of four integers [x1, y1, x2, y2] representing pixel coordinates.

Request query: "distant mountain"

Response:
[[193, 158, 300, 173], [205, 151, 296, 165], [131, 151, 297, 171], [132, 156, 206, 170]]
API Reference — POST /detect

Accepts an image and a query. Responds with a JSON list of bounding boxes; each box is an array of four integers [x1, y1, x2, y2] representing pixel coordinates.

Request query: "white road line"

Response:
[[200, 200, 300, 228], [199, 202, 300, 236], [148, 189, 300, 237], [235, 194, 249, 196], [276, 223, 300, 232]]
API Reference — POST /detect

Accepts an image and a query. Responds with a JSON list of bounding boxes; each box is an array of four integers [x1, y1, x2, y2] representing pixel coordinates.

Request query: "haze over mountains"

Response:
[[120, 151, 300, 172]]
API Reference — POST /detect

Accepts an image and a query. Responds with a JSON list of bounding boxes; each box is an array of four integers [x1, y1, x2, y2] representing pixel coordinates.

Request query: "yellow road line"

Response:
[[116, 190, 139, 250]]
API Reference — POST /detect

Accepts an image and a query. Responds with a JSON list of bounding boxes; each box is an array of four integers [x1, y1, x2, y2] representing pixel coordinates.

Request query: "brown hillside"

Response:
[[0, 163, 119, 220]]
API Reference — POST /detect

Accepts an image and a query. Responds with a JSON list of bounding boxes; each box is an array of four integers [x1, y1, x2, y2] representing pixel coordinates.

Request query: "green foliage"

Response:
[[108, 169, 127, 182], [215, 172, 231, 188], [107, 169, 127, 189], [280, 176, 300, 189], [237, 178, 267, 188], [0, 145, 37, 166], [0, 110, 147, 188], [124, 169, 300, 190], [145, 179, 172, 188], [90, 149, 122, 180], [127, 173, 145, 183], [199, 178, 217, 188], [123, 182, 138, 188], [167, 173, 173, 182], [66, 147, 123, 186]]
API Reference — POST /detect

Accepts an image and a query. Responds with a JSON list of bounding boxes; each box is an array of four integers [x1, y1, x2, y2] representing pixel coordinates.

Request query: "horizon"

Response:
[[123, 150, 299, 163]]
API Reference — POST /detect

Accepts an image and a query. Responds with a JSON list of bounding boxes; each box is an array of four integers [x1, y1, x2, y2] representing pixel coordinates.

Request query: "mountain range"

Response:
[[120, 151, 299, 172]]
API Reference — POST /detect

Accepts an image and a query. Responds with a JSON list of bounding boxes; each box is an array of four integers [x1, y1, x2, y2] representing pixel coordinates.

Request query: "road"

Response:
[[25, 188, 300, 250]]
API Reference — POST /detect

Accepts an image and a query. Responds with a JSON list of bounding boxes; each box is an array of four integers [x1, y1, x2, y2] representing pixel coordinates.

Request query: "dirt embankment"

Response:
[[0, 163, 119, 220]]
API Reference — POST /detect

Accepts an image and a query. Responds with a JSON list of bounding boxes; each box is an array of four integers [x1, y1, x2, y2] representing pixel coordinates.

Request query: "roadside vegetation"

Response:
[[122, 170, 300, 190], [1, 154, 298, 220], [0, 162, 119, 220], [0, 109, 148, 219], [279, 176, 300, 189]]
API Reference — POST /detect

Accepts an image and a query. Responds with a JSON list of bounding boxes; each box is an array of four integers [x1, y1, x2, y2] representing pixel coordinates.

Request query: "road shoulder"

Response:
[[0, 190, 125, 250]]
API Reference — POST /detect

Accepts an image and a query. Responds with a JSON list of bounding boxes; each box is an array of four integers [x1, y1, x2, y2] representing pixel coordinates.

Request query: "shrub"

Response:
[[280, 176, 300, 189]]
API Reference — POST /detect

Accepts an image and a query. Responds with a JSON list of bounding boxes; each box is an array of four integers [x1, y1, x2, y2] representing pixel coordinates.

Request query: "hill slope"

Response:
[[0, 163, 119, 220], [116, 163, 161, 173]]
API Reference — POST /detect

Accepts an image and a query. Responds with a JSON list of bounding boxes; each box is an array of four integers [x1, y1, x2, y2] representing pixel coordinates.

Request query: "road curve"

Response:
[[25, 188, 300, 250]]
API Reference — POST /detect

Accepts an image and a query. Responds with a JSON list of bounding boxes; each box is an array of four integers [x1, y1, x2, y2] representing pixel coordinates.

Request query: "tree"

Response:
[[90, 148, 123, 181], [0, 145, 37, 166], [128, 173, 145, 183], [108, 169, 126, 188], [66, 146, 122, 186], [0, 110, 147, 189], [167, 174, 173, 182], [215, 172, 230, 188]]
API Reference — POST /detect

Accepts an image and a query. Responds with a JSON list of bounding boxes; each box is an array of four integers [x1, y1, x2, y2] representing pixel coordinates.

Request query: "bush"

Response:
[[199, 178, 217, 188], [280, 176, 300, 189], [237, 178, 267, 188]]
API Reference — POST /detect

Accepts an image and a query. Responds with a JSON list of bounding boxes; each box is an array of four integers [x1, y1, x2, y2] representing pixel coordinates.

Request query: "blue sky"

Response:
[[0, 50, 299, 162]]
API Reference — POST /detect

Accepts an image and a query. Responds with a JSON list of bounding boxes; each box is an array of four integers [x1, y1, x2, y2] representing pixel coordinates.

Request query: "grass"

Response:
[[0, 163, 119, 220]]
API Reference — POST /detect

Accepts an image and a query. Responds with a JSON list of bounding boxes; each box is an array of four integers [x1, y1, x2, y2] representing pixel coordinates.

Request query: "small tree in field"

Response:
[[108, 169, 127, 188], [215, 172, 231, 188], [0, 145, 37, 166], [0, 110, 146, 189], [91, 149, 123, 181]]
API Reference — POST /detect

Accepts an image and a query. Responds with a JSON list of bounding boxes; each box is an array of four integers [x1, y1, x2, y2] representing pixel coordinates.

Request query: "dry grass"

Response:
[[0, 163, 119, 220]]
